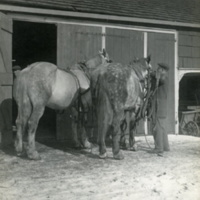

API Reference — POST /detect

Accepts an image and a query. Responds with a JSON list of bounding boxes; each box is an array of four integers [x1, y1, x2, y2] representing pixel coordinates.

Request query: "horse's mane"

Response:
[[129, 57, 148, 67], [129, 57, 149, 81], [85, 54, 103, 69]]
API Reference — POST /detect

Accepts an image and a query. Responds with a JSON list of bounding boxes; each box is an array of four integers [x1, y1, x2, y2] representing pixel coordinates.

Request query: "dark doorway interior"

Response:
[[179, 73, 200, 120], [12, 21, 57, 140]]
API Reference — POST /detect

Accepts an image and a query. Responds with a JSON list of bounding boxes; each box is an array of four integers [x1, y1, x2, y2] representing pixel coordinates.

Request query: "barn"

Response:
[[0, 0, 200, 146]]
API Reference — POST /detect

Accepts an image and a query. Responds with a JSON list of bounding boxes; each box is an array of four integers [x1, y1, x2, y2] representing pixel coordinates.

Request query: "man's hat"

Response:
[[158, 63, 169, 71], [12, 65, 21, 71]]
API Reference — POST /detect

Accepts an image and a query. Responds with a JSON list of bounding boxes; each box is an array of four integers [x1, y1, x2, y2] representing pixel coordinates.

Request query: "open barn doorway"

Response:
[[12, 20, 57, 140], [179, 73, 200, 136], [179, 73, 200, 112]]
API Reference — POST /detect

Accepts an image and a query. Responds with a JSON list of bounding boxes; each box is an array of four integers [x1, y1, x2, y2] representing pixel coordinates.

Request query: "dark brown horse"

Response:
[[13, 50, 110, 160], [91, 56, 151, 160]]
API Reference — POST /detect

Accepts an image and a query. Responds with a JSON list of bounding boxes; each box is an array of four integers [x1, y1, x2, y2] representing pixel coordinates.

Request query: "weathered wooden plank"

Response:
[[129, 30, 144, 60], [178, 30, 200, 69], [179, 34, 192, 46], [0, 13, 12, 33], [183, 57, 191, 68], [106, 28, 144, 65], [113, 28, 122, 63], [0, 86, 12, 145], [0, 12, 12, 73], [148, 32, 175, 134], [105, 28, 114, 61], [193, 58, 200, 68], [179, 57, 184, 68], [192, 47, 200, 58], [179, 31, 200, 36], [179, 46, 192, 57], [56, 23, 102, 141], [0, 12, 13, 146], [192, 36, 200, 47], [0, 73, 13, 85]]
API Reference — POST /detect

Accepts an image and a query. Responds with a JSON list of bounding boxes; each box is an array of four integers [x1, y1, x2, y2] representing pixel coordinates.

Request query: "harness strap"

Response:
[[63, 66, 90, 124]]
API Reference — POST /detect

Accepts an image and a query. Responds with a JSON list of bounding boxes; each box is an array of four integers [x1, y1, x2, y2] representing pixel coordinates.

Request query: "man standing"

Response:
[[152, 63, 170, 157]]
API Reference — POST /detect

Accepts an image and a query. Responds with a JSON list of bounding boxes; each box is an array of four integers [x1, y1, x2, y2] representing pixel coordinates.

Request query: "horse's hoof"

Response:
[[113, 151, 124, 160], [27, 151, 41, 160], [124, 142, 131, 150], [73, 141, 82, 149], [16, 152, 23, 157], [99, 152, 107, 159], [16, 149, 26, 157], [83, 141, 92, 149], [130, 144, 138, 151]]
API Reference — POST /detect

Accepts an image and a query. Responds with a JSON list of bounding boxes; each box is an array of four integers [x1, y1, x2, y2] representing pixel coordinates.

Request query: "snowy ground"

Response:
[[0, 135, 200, 200]]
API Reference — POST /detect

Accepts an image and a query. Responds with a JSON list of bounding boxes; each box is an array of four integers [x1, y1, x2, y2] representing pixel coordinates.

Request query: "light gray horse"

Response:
[[13, 50, 110, 160], [91, 56, 151, 160]]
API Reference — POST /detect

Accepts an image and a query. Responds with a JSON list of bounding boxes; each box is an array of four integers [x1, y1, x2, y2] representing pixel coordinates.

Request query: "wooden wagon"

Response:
[[179, 106, 200, 137]]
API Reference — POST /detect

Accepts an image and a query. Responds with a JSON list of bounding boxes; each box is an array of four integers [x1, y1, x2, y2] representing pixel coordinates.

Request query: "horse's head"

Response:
[[131, 55, 152, 80], [99, 49, 112, 63], [85, 49, 111, 70]]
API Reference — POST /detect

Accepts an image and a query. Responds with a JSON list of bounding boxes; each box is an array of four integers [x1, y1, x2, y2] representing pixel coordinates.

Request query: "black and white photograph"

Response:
[[0, 0, 200, 199]]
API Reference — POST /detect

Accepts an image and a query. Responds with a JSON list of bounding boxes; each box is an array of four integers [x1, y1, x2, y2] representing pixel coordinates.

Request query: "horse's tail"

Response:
[[14, 72, 32, 132]]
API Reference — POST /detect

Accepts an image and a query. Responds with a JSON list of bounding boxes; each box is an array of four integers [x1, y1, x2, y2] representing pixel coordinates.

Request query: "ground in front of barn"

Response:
[[0, 135, 200, 200]]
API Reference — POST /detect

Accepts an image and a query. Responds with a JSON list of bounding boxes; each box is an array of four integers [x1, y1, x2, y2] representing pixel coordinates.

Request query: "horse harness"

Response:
[[121, 66, 158, 134], [62, 63, 91, 124]]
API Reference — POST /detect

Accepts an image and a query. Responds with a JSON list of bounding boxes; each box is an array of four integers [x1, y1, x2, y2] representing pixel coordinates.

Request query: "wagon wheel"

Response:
[[184, 121, 200, 137]]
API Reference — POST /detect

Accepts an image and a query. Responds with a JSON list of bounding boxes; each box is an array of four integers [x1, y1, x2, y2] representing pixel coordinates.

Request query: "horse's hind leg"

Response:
[[97, 111, 110, 159], [97, 93, 112, 159], [15, 102, 31, 157], [71, 107, 81, 148], [15, 114, 24, 156], [112, 112, 125, 160], [26, 105, 45, 160]]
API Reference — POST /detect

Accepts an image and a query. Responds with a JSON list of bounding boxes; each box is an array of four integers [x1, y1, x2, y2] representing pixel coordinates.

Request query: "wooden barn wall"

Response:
[[57, 24, 102, 69], [106, 28, 144, 64], [147, 32, 175, 133], [0, 13, 13, 145], [57, 24, 176, 140], [57, 23, 102, 140], [179, 31, 200, 68], [105, 27, 145, 133]]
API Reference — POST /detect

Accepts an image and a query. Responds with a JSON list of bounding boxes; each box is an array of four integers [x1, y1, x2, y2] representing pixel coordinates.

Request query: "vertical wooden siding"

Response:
[[56, 24, 176, 140], [57, 24, 102, 140], [57, 24, 102, 69], [106, 28, 144, 64], [179, 31, 200, 68], [148, 32, 175, 133], [0, 12, 13, 145], [105, 28, 145, 133]]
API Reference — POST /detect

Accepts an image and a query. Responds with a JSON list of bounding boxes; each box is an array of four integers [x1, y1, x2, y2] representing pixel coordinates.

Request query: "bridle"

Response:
[[133, 67, 156, 121]]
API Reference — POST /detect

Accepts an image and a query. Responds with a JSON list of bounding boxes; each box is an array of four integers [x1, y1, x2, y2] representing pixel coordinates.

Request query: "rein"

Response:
[[133, 69, 160, 150]]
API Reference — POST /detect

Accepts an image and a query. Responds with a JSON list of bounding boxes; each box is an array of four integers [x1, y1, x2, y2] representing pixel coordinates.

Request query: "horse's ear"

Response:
[[102, 49, 107, 57], [146, 54, 151, 64], [132, 57, 138, 63]]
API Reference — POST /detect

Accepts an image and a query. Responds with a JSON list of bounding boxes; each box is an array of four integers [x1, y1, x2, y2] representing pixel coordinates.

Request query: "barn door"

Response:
[[147, 32, 175, 134], [106, 28, 144, 64], [0, 12, 13, 145], [57, 23, 102, 141], [105, 28, 146, 134]]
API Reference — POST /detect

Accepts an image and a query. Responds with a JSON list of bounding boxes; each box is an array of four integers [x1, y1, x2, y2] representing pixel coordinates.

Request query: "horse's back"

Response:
[[95, 62, 142, 112], [23, 62, 57, 76], [14, 62, 57, 105]]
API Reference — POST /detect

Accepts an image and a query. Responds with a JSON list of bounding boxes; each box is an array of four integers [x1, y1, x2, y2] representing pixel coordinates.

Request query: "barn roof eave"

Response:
[[0, 4, 200, 29]]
